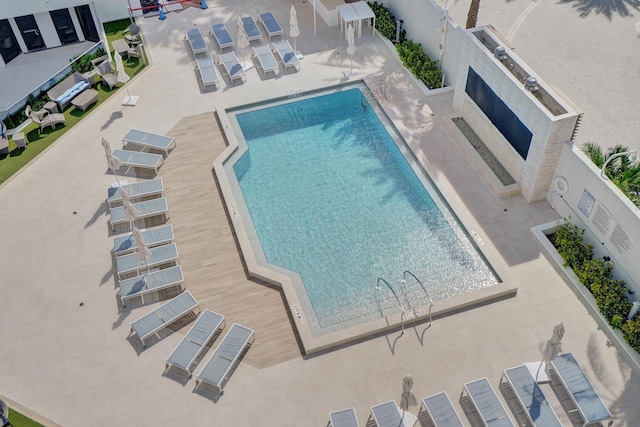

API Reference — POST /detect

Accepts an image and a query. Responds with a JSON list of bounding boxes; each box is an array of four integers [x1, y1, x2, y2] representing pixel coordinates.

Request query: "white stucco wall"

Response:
[[0, 1, 130, 25], [552, 142, 640, 292]]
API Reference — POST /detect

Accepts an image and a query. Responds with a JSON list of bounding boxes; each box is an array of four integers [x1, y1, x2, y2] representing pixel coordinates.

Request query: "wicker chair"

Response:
[[25, 106, 66, 133]]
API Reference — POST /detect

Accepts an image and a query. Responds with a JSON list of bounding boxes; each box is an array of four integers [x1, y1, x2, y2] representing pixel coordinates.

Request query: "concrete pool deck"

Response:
[[1, 2, 639, 427]]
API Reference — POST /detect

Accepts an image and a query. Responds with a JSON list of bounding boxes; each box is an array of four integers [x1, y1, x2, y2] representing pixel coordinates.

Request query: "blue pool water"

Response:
[[229, 87, 498, 333]]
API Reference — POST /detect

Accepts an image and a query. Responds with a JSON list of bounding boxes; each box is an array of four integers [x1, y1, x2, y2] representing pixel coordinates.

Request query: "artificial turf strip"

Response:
[[6, 408, 45, 427]]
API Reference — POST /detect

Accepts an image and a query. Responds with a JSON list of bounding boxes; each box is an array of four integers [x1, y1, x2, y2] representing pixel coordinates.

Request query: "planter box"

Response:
[[531, 220, 640, 373]]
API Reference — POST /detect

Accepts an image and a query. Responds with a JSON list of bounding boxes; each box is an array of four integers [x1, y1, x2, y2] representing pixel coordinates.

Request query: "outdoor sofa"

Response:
[[46, 71, 90, 111]]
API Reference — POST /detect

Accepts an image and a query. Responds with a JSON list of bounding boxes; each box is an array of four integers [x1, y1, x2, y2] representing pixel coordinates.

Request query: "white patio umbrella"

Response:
[[536, 322, 565, 381], [344, 24, 357, 78], [120, 188, 140, 229], [237, 16, 251, 70], [289, 5, 301, 57], [101, 137, 122, 187], [399, 374, 417, 413], [132, 226, 152, 280], [114, 52, 139, 106]]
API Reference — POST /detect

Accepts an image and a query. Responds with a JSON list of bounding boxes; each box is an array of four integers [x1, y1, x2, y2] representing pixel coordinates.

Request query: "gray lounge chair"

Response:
[[329, 407, 360, 427], [24, 106, 66, 134], [112, 149, 164, 175], [109, 197, 169, 233], [548, 353, 613, 426], [196, 57, 220, 89], [165, 309, 226, 376], [185, 27, 208, 56], [115, 242, 178, 281], [421, 392, 464, 427], [252, 45, 278, 77], [258, 12, 283, 40], [272, 40, 300, 72], [119, 265, 184, 305], [210, 23, 234, 50], [194, 323, 255, 392], [461, 378, 514, 427], [122, 129, 176, 157], [241, 16, 262, 41], [217, 52, 246, 84], [130, 290, 199, 347], [113, 224, 174, 255], [500, 366, 562, 427], [369, 401, 406, 427], [107, 178, 164, 208]]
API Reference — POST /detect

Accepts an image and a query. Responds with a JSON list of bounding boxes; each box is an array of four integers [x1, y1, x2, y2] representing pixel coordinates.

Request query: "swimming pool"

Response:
[[220, 84, 500, 339]]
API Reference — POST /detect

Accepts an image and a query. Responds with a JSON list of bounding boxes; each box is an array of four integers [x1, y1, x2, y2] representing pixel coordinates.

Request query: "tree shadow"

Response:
[[557, 0, 640, 20]]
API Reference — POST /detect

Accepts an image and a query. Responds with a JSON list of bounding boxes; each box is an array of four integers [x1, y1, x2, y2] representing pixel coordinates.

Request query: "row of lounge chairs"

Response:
[[107, 129, 176, 183], [330, 353, 612, 427]]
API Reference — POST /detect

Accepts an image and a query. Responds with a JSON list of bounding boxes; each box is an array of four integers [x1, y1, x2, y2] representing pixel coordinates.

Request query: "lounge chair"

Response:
[[329, 407, 360, 427], [24, 106, 66, 134], [258, 12, 283, 40], [130, 290, 199, 347], [194, 323, 255, 392], [94, 60, 119, 90], [461, 378, 515, 427], [241, 16, 262, 41], [115, 242, 179, 281], [107, 178, 164, 208], [210, 23, 234, 50], [421, 392, 464, 427], [369, 401, 409, 427], [217, 51, 246, 84], [122, 129, 176, 157], [272, 40, 300, 72], [500, 366, 562, 427], [112, 149, 164, 175], [548, 353, 613, 426], [109, 197, 169, 233], [252, 45, 278, 77], [196, 57, 220, 89], [165, 309, 226, 376], [113, 224, 174, 255], [119, 265, 184, 306], [184, 27, 208, 56]]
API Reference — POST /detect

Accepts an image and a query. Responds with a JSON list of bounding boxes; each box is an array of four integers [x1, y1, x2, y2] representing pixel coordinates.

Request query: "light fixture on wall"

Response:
[[494, 46, 507, 60], [524, 76, 538, 92], [601, 150, 638, 179]]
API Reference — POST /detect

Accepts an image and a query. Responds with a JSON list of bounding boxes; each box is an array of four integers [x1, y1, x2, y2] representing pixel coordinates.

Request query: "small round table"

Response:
[[44, 101, 58, 113]]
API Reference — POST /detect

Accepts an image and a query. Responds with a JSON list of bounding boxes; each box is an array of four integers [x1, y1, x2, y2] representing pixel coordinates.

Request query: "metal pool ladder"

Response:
[[401, 270, 434, 327]]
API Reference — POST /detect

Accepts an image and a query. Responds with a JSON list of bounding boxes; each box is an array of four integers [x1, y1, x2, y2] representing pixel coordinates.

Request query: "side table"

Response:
[[13, 132, 26, 149], [44, 101, 58, 113]]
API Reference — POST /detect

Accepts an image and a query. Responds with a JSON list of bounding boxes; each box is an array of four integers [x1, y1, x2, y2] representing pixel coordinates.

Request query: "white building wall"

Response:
[[0, 0, 130, 25], [34, 12, 62, 48]]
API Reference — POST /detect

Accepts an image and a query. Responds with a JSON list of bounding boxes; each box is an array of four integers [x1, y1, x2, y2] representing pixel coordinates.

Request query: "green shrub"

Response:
[[553, 220, 593, 271], [591, 280, 632, 325], [368, 1, 401, 41], [622, 317, 640, 352], [71, 47, 107, 74], [396, 40, 443, 89]]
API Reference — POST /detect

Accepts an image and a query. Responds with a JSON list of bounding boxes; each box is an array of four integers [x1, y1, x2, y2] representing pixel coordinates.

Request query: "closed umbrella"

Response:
[[237, 16, 251, 70], [399, 374, 417, 413], [101, 137, 122, 187], [344, 23, 357, 78], [132, 226, 152, 280], [536, 322, 565, 381], [289, 5, 300, 56], [120, 188, 140, 228], [114, 53, 138, 106]]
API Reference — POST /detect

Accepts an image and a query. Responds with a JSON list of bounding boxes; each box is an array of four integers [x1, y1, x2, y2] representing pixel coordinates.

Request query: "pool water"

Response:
[[230, 87, 498, 333]]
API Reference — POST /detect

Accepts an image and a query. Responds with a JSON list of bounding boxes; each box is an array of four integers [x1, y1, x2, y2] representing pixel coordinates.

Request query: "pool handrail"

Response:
[[376, 277, 406, 335], [402, 270, 434, 327]]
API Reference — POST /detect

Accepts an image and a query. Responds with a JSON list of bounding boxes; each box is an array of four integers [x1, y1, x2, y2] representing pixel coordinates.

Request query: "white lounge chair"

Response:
[[461, 378, 515, 427], [109, 197, 169, 233], [184, 27, 208, 56], [421, 392, 464, 427], [272, 40, 300, 72], [194, 323, 255, 392], [113, 225, 174, 255], [241, 16, 262, 41], [252, 45, 279, 77], [119, 265, 184, 306], [130, 291, 199, 347], [196, 57, 220, 89], [122, 129, 176, 157], [217, 52, 246, 84], [115, 242, 179, 281], [329, 407, 360, 427], [258, 12, 283, 40], [369, 401, 410, 427], [107, 178, 164, 208], [112, 149, 164, 175], [210, 23, 234, 50], [165, 309, 226, 376]]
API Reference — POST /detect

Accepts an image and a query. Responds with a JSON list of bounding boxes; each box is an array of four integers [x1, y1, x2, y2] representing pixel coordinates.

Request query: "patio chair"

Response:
[[122, 129, 176, 157], [165, 309, 226, 376], [252, 45, 278, 78], [109, 197, 169, 233], [94, 60, 119, 90], [258, 12, 283, 40], [194, 323, 255, 392], [210, 23, 234, 50], [499, 366, 562, 427], [107, 178, 164, 208], [217, 51, 246, 84], [421, 392, 464, 427], [329, 407, 360, 427], [272, 39, 300, 72], [184, 27, 208, 56], [112, 149, 164, 175], [119, 265, 184, 306], [241, 16, 262, 41], [115, 242, 179, 281], [130, 290, 199, 347], [369, 401, 410, 427], [25, 105, 66, 134], [461, 378, 515, 427], [124, 23, 141, 45], [113, 224, 174, 255], [196, 56, 220, 89], [548, 353, 613, 426]]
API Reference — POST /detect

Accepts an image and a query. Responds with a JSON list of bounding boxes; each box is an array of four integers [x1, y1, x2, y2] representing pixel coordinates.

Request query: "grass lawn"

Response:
[[6, 408, 44, 427], [0, 19, 146, 184]]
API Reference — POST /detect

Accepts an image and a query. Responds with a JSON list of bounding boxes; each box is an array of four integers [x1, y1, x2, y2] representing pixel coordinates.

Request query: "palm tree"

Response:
[[466, 0, 481, 29], [582, 142, 640, 207]]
